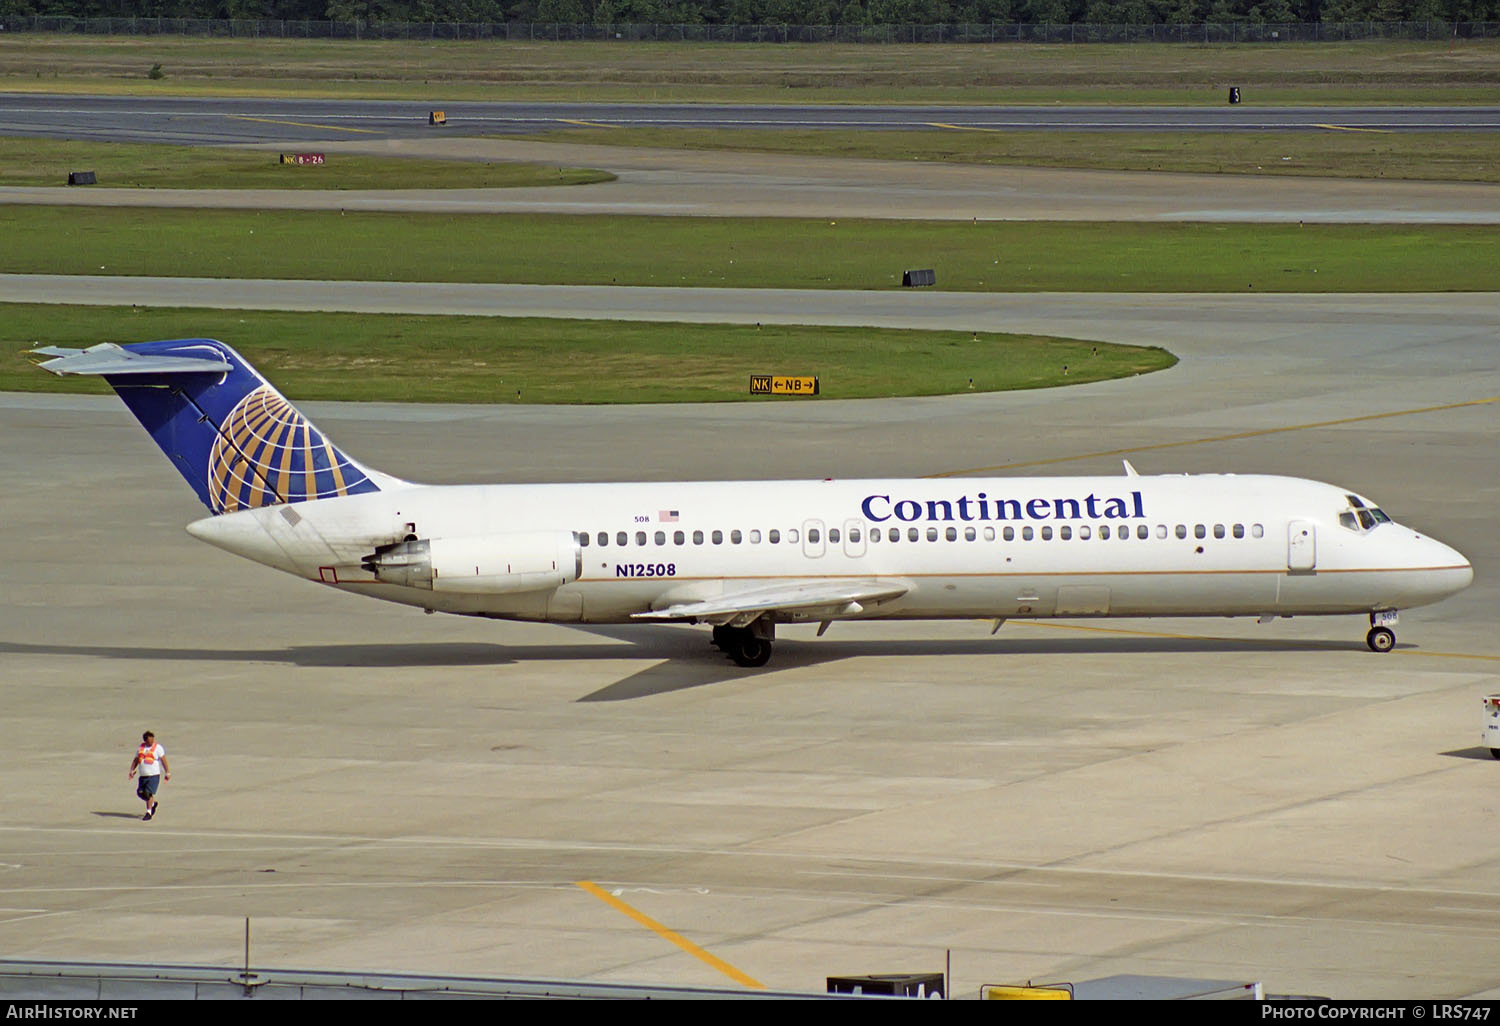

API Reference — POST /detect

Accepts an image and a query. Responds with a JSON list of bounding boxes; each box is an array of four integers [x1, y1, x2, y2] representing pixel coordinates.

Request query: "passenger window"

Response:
[[598, 532, 608, 547], [1155, 525, 1166, 539], [964, 527, 976, 541], [1194, 524, 1206, 539], [1214, 524, 1225, 539], [789, 529, 800, 543], [983, 527, 995, 541], [1252, 524, 1264, 538], [674, 530, 685, 545], [579, 532, 589, 547], [868, 528, 879, 543], [926, 527, 938, 542], [636, 531, 648, 546], [749, 529, 761, 544], [1022, 526, 1034, 541], [1059, 526, 1072, 541], [1140, 525, 1152, 540], [731, 529, 742, 544], [712, 530, 723, 544], [617, 531, 628, 546], [807, 528, 820, 544], [849, 528, 861, 543], [693, 530, 704, 545], [829, 528, 840, 543], [769, 529, 780, 544], [1041, 526, 1053, 541], [1003, 526, 1014, 541], [654, 531, 666, 546], [1078, 526, 1090, 540], [1175, 525, 1187, 539], [1233, 524, 1245, 539], [945, 527, 957, 541], [889, 527, 900, 542], [1100, 525, 1110, 540]]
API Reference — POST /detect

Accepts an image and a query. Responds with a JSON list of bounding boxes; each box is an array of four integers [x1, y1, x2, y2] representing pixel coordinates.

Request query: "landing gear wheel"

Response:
[[1366, 626, 1395, 653], [731, 634, 773, 668]]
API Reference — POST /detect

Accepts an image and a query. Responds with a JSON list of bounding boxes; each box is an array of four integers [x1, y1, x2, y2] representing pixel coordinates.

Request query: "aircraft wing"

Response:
[[632, 579, 908, 627]]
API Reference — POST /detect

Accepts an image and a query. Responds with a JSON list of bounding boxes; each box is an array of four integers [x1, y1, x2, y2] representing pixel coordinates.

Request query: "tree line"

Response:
[[4, 0, 1498, 28]]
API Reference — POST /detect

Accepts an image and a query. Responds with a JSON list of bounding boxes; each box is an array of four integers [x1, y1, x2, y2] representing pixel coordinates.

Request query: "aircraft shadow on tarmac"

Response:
[[1440, 747, 1500, 762], [2, 629, 1371, 703]]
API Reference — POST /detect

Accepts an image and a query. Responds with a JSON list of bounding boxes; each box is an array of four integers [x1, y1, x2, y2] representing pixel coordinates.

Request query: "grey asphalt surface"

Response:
[[3, 94, 1497, 144], [2, 107, 1499, 999], [9, 134, 1500, 223]]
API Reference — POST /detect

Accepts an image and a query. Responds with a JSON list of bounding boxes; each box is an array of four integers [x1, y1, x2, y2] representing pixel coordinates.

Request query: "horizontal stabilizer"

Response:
[[633, 579, 908, 624], [31, 343, 233, 377]]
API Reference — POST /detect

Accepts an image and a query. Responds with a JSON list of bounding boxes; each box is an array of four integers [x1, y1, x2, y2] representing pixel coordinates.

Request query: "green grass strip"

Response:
[[2, 303, 1174, 404], [5, 36, 1499, 106], [4, 207, 1497, 292], [0, 138, 612, 189]]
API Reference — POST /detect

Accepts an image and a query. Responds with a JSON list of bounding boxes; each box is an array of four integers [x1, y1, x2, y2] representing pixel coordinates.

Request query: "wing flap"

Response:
[[633, 579, 908, 624], [31, 343, 233, 377]]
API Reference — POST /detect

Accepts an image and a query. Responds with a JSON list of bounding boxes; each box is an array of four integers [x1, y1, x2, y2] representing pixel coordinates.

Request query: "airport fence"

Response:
[[1, 18, 1498, 43]]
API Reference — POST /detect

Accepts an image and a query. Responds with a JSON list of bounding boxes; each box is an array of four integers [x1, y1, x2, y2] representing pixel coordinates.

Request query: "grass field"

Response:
[[3, 36, 1498, 105], [5, 207, 1496, 292], [514, 126, 1500, 183], [2, 303, 1175, 403], [0, 138, 613, 189]]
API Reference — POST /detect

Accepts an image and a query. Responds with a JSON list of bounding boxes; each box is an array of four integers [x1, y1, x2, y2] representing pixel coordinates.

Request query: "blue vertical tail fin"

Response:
[[32, 339, 387, 515]]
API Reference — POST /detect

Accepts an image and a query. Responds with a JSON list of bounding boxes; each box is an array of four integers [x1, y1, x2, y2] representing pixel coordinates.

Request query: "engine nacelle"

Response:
[[362, 531, 581, 594]]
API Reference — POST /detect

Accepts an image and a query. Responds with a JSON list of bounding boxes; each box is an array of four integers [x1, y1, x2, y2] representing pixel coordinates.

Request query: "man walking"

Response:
[[128, 731, 170, 821]]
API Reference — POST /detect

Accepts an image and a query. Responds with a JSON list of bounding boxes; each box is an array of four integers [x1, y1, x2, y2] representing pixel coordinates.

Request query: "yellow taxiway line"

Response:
[[227, 115, 382, 135], [1026, 621, 1499, 661], [575, 879, 766, 990]]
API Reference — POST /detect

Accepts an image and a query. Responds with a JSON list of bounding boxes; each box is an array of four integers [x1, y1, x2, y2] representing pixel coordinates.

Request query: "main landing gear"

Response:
[[712, 622, 774, 668]]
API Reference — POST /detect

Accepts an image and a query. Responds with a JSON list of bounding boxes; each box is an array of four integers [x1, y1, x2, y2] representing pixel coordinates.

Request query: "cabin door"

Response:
[[1287, 521, 1317, 572]]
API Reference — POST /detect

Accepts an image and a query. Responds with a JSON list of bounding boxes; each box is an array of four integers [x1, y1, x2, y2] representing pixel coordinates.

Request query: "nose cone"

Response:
[[1420, 534, 1474, 600]]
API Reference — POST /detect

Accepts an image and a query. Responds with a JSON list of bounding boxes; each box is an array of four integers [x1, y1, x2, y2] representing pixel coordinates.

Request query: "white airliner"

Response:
[[33, 339, 1473, 667]]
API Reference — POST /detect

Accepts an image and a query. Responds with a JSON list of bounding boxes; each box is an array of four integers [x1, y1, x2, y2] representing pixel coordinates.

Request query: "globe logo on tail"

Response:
[[207, 386, 373, 514]]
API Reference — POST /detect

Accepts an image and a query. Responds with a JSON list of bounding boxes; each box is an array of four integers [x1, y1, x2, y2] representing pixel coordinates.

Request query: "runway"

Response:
[[3, 95, 1496, 145], [2, 100, 1500, 999]]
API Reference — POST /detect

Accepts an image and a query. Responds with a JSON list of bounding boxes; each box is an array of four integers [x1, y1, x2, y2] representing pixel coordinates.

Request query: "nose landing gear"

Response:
[[1366, 611, 1399, 653]]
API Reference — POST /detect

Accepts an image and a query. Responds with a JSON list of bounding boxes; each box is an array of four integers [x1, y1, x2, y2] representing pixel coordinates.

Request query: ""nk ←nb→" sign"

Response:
[[750, 375, 819, 396]]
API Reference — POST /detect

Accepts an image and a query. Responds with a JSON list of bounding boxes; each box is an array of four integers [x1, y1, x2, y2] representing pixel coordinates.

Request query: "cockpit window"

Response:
[[1341, 494, 1393, 532]]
